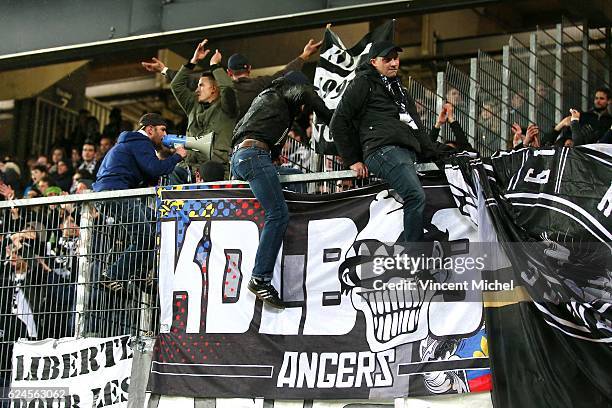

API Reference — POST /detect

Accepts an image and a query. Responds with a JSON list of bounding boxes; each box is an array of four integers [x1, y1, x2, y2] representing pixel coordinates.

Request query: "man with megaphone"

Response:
[[231, 71, 332, 309], [169, 39, 238, 183], [94, 113, 187, 292]]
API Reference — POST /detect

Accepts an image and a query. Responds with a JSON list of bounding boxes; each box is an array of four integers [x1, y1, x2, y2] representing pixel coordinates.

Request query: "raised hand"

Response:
[[511, 123, 524, 147], [141, 57, 166, 73], [569, 108, 581, 121], [190, 39, 211, 64], [0, 183, 15, 200], [435, 105, 448, 128], [554, 115, 571, 132], [446, 102, 456, 123], [210, 49, 222, 66], [525, 124, 541, 148], [300, 39, 323, 60]]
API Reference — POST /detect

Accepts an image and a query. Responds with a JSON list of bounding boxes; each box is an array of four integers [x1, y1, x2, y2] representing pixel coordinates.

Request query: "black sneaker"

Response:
[[248, 278, 285, 309], [99, 272, 125, 293]]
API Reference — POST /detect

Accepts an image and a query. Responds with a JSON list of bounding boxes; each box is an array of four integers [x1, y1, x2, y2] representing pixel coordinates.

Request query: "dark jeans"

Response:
[[167, 166, 191, 185], [87, 261, 131, 335], [231, 147, 289, 282], [98, 198, 155, 281], [365, 145, 425, 242]]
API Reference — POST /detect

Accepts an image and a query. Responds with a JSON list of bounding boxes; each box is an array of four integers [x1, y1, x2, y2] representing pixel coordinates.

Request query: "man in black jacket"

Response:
[[231, 71, 332, 309], [569, 88, 612, 145], [330, 41, 437, 243]]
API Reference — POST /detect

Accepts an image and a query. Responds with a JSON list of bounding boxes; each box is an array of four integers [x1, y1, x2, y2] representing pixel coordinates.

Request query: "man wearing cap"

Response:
[[142, 38, 322, 120], [94, 113, 187, 291], [225, 39, 322, 119], [168, 39, 238, 182], [330, 41, 437, 243], [231, 71, 332, 309]]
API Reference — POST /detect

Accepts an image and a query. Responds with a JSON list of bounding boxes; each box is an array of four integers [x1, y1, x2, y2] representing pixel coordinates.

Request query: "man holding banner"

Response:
[[330, 41, 437, 243]]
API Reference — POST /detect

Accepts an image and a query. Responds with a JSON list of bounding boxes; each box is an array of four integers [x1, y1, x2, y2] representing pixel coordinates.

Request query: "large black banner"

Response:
[[148, 175, 491, 399], [447, 145, 612, 407]]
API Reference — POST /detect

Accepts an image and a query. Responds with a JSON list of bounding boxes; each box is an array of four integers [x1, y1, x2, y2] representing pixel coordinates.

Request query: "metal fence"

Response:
[[31, 98, 78, 157], [437, 63, 473, 146], [430, 19, 610, 156], [407, 77, 440, 134], [0, 188, 156, 383], [3, 170, 401, 383], [31, 97, 138, 156], [475, 51, 507, 152], [85, 97, 140, 135]]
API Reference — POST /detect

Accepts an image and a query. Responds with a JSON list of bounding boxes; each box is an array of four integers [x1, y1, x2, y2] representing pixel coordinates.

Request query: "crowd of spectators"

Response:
[[0, 104, 145, 204], [509, 87, 612, 149], [0, 36, 610, 344], [1, 72, 608, 204], [0, 107, 137, 351]]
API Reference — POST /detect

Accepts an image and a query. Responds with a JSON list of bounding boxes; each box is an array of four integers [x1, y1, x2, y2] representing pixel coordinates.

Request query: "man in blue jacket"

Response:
[[94, 113, 186, 291], [94, 113, 186, 191]]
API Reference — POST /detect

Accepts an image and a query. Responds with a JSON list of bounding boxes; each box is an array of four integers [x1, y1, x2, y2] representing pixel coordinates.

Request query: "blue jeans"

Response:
[[365, 146, 425, 242], [98, 199, 155, 281], [231, 147, 289, 282]]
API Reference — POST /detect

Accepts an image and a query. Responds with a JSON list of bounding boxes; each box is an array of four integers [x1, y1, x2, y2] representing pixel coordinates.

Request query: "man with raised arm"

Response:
[[169, 39, 238, 182], [143, 39, 322, 120]]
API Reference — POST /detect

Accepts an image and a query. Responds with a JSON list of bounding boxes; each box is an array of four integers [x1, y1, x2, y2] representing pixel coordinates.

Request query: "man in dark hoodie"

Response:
[[231, 71, 332, 309], [94, 113, 186, 291], [330, 41, 437, 244]]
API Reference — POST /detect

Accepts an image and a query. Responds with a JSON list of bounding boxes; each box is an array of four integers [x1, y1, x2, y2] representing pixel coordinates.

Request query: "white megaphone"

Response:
[[162, 132, 215, 160]]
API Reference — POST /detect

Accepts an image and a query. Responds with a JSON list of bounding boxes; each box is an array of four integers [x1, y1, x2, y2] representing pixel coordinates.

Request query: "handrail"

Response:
[[0, 167, 443, 209]]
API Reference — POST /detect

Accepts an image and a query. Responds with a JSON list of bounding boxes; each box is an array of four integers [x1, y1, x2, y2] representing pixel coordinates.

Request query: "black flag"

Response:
[[446, 145, 612, 407]]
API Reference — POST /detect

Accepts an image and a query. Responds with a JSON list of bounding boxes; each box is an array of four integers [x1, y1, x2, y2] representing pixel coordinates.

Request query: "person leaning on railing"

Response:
[[93, 113, 187, 292]]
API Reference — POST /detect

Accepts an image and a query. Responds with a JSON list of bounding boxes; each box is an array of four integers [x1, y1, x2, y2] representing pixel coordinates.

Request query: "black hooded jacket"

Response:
[[330, 63, 437, 166], [232, 78, 332, 158]]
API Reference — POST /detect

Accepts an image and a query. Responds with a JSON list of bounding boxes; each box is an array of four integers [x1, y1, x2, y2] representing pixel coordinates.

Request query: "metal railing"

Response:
[[429, 19, 610, 155], [30, 97, 138, 156], [84, 97, 140, 134], [31, 97, 78, 156], [4, 170, 412, 382]]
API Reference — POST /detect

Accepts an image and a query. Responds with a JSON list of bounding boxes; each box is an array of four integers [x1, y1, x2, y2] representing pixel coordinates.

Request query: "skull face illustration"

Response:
[[339, 189, 481, 352]]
